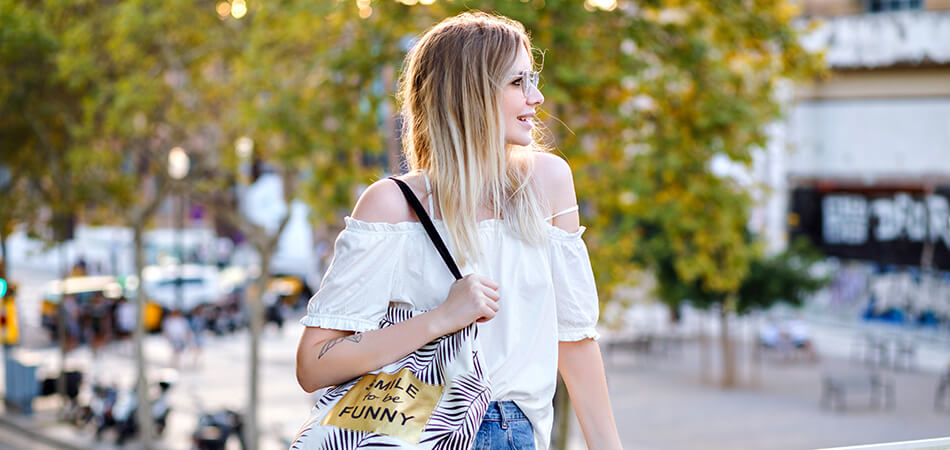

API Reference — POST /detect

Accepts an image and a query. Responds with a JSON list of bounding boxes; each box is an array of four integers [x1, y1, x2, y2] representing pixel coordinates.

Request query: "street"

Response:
[[2, 267, 950, 449]]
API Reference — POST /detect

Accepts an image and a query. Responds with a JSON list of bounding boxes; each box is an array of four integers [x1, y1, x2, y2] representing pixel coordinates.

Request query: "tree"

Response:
[[654, 236, 828, 383], [185, 3, 402, 446], [0, 0, 82, 278], [461, 0, 822, 388], [0, 1, 53, 276], [9, 0, 824, 443], [1, 0, 121, 404], [227, 0, 823, 441], [311, 0, 822, 386], [36, 0, 230, 444]]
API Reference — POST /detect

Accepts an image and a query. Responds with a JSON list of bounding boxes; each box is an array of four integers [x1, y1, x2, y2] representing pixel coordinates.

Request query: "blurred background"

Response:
[[0, 0, 948, 449]]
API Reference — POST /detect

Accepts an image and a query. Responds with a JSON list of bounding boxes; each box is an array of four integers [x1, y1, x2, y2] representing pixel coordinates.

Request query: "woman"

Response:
[[295, 12, 622, 450]]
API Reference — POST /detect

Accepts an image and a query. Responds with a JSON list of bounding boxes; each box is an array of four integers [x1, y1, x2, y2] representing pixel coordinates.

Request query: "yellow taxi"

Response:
[[40, 275, 164, 334]]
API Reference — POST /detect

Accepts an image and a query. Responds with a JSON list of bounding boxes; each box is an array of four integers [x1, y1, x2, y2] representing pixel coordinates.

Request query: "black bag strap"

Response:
[[389, 177, 463, 281]]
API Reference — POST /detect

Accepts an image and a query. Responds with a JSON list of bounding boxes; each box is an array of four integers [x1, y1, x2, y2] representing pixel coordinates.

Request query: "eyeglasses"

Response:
[[517, 70, 540, 97]]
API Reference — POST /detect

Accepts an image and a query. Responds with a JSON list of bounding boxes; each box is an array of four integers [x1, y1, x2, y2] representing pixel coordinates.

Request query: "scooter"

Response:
[[69, 380, 118, 437], [91, 382, 119, 440], [191, 400, 245, 450], [111, 379, 174, 445]]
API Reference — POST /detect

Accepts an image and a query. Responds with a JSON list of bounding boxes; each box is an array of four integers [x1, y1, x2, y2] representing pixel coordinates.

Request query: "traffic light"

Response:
[[1, 279, 19, 345]]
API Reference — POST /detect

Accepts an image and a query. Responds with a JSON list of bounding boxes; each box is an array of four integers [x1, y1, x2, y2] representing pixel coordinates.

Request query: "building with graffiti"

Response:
[[775, 0, 950, 332]]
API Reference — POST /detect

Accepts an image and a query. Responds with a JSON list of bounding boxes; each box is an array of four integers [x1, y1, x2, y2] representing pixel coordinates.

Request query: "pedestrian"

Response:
[[88, 292, 112, 356], [113, 296, 136, 353], [759, 317, 781, 349], [71, 256, 88, 277], [188, 305, 207, 368], [294, 12, 621, 449], [62, 294, 82, 351], [162, 309, 191, 369], [936, 361, 950, 410], [264, 288, 286, 331], [786, 314, 818, 362]]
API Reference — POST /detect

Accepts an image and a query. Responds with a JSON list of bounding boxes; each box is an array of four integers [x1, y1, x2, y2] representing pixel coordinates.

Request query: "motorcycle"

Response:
[[191, 398, 245, 450], [72, 380, 120, 440], [108, 378, 174, 445]]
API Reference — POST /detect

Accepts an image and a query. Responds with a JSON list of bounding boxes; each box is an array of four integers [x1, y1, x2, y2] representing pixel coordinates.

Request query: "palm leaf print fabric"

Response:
[[291, 306, 491, 449]]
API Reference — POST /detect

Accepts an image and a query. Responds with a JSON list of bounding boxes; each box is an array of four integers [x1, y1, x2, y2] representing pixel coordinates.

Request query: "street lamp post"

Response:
[[168, 147, 190, 311]]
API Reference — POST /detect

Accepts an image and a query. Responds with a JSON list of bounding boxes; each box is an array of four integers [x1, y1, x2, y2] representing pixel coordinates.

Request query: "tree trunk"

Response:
[[719, 299, 737, 388], [382, 64, 401, 175], [750, 313, 761, 386], [699, 310, 709, 384], [0, 229, 7, 279], [245, 250, 270, 450], [551, 376, 571, 450], [133, 224, 154, 448], [57, 243, 68, 403]]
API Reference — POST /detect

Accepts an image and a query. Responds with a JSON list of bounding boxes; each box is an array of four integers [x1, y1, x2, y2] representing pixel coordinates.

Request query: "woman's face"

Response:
[[501, 45, 544, 147]]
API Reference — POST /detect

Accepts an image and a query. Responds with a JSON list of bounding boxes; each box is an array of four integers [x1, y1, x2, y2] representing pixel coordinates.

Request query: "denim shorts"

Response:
[[472, 401, 536, 450]]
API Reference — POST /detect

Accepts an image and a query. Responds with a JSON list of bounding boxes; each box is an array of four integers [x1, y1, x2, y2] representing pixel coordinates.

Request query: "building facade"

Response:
[[776, 0, 950, 329]]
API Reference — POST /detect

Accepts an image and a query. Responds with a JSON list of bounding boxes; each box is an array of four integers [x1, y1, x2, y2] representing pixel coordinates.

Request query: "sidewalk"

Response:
[[2, 322, 949, 450], [601, 335, 950, 449], [1, 326, 311, 450]]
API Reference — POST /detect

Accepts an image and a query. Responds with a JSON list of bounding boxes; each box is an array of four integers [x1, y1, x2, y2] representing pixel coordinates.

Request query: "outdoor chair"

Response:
[[936, 373, 950, 412], [850, 333, 878, 365], [605, 333, 654, 355], [820, 372, 895, 411], [892, 337, 917, 371]]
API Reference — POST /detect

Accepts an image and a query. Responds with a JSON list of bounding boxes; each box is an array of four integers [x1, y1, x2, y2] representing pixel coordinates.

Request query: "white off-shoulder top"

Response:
[[301, 211, 600, 449]]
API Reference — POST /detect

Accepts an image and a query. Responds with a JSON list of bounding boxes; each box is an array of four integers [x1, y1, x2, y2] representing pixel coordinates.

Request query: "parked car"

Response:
[[141, 264, 226, 312], [41, 276, 164, 336]]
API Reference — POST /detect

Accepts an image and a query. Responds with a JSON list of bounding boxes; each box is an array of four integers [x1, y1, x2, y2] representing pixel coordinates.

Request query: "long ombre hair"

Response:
[[397, 12, 548, 266]]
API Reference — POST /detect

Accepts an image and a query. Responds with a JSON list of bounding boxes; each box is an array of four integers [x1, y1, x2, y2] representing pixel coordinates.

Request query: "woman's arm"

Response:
[[296, 272, 499, 391], [535, 152, 621, 449], [295, 178, 501, 392], [559, 339, 622, 450]]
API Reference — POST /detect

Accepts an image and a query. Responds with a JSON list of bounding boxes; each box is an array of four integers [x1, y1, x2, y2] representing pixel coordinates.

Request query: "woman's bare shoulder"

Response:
[[351, 178, 413, 224], [531, 151, 577, 209]]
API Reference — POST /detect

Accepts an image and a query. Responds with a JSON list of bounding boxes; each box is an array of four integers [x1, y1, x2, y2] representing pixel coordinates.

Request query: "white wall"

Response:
[[786, 98, 950, 181]]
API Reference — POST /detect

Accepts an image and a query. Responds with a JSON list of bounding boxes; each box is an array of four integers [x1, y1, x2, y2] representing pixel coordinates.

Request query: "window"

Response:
[[867, 0, 923, 12], [157, 278, 206, 288]]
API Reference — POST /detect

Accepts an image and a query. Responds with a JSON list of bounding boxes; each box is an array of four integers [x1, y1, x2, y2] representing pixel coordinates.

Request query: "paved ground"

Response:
[[1, 266, 949, 449], [2, 326, 310, 450], [602, 340, 950, 450], [2, 324, 949, 450]]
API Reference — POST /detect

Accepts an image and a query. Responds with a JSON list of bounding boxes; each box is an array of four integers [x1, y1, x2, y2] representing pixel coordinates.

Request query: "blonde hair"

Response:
[[397, 12, 548, 266]]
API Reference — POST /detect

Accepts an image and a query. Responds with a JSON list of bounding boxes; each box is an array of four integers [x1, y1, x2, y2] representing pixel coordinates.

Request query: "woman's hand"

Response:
[[432, 274, 500, 334]]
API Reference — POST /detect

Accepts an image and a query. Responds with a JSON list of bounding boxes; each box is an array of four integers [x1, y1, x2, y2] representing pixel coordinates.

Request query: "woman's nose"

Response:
[[526, 86, 544, 106]]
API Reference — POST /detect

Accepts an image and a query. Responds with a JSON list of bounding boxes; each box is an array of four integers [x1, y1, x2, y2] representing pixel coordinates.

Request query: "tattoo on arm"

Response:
[[318, 333, 363, 359]]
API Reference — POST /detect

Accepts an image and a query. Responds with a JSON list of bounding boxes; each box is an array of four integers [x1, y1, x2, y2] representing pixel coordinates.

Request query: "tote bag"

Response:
[[291, 177, 491, 449]]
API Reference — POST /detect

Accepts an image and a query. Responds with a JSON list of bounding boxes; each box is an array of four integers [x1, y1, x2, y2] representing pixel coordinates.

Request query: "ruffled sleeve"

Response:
[[548, 226, 601, 342], [299, 217, 407, 332]]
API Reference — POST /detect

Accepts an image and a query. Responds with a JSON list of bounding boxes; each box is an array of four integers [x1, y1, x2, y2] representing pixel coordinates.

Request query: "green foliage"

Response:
[[0, 0, 53, 238], [229, 1, 823, 302], [225, 0, 408, 223], [4, 0, 824, 313], [362, 0, 825, 306], [737, 237, 828, 314], [654, 236, 829, 314], [546, 1, 823, 302], [0, 0, 104, 244], [52, 0, 220, 170]]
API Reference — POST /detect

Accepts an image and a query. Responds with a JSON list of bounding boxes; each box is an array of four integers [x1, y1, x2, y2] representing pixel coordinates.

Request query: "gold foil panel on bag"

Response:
[[323, 368, 443, 443]]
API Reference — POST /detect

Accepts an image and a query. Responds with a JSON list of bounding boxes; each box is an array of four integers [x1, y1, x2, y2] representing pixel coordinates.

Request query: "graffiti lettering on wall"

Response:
[[812, 262, 950, 329], [822, 193, 950, 246], [790, 187, 950, 270]]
